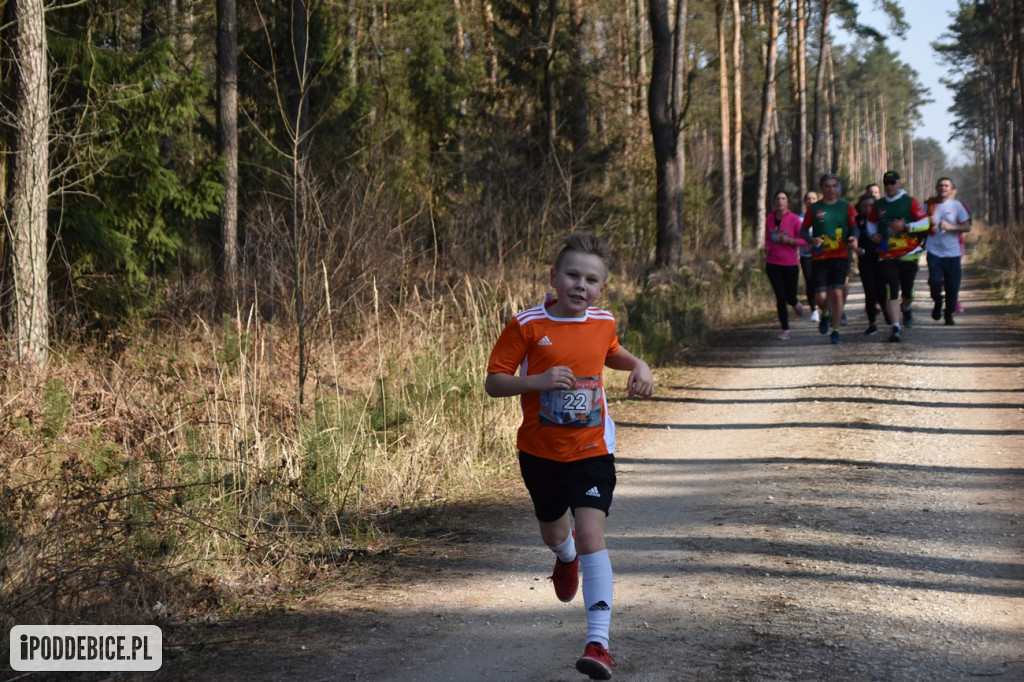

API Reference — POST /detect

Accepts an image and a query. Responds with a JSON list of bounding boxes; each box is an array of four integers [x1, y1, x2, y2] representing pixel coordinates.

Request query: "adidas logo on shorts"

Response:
[[585, 486, 601, 498]]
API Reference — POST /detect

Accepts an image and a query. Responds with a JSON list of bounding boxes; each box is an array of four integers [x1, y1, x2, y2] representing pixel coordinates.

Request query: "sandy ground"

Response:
[[151, 265, 1024, 681]]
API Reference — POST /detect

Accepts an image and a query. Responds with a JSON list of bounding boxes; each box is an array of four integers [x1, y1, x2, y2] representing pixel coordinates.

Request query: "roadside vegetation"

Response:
[[970, 222, 1024, 305], [0, 252, 763, 627]]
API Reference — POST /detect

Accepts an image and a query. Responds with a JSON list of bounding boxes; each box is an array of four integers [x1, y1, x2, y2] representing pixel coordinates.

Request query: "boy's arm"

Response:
[[605, 347, 654, 398], [485, 366, 576, 398]]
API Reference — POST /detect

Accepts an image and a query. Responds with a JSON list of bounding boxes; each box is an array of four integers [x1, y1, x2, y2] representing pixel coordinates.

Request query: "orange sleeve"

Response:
[[487, 318, 527, 376]]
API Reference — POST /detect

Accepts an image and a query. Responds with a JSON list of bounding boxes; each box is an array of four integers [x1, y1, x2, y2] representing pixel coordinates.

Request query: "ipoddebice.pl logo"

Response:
[[10, 625, 162, 672]]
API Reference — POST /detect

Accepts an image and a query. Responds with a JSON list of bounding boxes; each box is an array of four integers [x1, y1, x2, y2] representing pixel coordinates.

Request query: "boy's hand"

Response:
[[536, 365, 576, 392], [625, 361, 654, 398]]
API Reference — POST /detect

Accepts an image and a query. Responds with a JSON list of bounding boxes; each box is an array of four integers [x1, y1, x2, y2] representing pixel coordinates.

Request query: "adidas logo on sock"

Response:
[[588, 600, 610, 612], [538, 336, 553, 346], [585, 486, 601, 498]]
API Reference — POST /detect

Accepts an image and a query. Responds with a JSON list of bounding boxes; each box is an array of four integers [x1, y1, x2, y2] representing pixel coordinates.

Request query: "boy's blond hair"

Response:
[[554, 232, 612, 274]]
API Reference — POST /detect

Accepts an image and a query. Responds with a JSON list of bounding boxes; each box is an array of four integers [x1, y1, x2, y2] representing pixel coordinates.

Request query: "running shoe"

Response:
[[550, 555, 579, 602], [818, 311, 831, 335], [794, 302, 804, 317], [955, 301, 964, 313], [932, 298, 943, 320], [888, 326, 902, 342], [778, 330, 791, 340], [903, 308, 914, 328], [840, 312, 849, 326], [830, 330, 842, 344], [576, 642, 617, 680], [864, 323, 878, 336], [810, 309, 820, 323], [945, 312, 955, 326]]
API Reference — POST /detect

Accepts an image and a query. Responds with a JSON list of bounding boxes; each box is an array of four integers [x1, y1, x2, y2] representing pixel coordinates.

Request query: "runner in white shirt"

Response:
[[925, 177, 972, 326]]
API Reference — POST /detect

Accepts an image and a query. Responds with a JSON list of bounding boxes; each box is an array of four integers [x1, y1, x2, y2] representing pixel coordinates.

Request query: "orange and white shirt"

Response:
[[487, 299, 620, 462]]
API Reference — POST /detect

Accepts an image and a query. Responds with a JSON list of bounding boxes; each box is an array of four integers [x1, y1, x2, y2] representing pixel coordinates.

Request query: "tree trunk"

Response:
[[810, 0, 831, 174], [291, 0, 310, 403], [567, 0, 589, 156], [717, 0, 733, 250], [217, 0, 239, 296], [634, 0, 648, 119], [796, 0, 808, 195], [4, 0, 49, 370], [648, 0, 687, 269], [483, 1, 497, 86], [907, 131, 915, 196], [544, 0, 558, 150], [827, 42, 840, 173], [730, 0, 743, 251], [755, 0, 779, 249], [879, 93, 888, 173]]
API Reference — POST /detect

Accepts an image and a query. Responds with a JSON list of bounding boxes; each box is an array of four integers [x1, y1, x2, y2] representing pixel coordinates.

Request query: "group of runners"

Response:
[[765, 171, 973, 344]]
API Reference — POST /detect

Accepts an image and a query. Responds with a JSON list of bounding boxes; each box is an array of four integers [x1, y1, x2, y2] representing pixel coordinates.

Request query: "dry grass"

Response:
[[969, 221, 1024, 303], [0, 251, 766, 630], [0, 274, 536, 628]]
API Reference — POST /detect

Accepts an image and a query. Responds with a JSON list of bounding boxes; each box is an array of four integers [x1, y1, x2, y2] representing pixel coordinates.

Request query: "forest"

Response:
[[1, 0, 1022, 624]]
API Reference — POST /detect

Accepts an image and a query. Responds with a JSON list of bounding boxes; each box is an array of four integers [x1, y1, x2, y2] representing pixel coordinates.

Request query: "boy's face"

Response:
[[549, 251, 608, 318]]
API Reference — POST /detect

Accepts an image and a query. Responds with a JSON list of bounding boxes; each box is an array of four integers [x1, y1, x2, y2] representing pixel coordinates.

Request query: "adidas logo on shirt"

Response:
[[585, 486, 601, 498], [538, 336, 553, 346]]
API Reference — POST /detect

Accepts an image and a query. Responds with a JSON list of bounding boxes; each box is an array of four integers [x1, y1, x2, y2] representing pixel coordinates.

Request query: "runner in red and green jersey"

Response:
[[800, 173, 858, 345], [866, 170, 930, 342]]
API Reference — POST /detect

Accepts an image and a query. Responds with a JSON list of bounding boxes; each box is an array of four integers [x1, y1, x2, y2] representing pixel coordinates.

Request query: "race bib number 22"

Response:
[[539, 377, 604, 428]]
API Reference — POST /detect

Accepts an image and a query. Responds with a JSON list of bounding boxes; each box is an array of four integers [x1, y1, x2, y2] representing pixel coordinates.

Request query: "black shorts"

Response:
[[878, 258, 919, 300], [518, 451, 616, 522], [810, 257, 849, 292]]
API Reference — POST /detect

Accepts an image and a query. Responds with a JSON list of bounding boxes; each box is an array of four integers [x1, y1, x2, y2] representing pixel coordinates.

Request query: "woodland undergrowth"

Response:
[[14, 230, 1020, 629]]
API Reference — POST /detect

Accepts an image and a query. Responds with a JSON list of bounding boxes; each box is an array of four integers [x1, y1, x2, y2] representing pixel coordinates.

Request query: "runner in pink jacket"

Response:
[[765, 190, 809, 340]]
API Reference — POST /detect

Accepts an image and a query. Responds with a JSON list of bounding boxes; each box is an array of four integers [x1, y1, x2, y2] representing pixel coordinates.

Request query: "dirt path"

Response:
[[162, 265, 1024, 681]]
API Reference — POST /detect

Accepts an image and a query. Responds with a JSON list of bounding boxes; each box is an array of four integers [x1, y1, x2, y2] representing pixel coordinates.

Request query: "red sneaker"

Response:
[[550, 555, 579, 602], [576, 641, 617, 680]]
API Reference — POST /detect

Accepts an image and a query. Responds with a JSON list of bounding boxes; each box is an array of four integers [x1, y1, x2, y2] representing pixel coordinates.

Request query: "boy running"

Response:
[[485, 232, 654, 680]]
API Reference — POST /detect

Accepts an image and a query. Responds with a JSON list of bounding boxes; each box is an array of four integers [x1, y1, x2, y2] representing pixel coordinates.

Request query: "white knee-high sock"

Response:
[[580, 549, 613, 648], [549, 531, 576, 563]]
